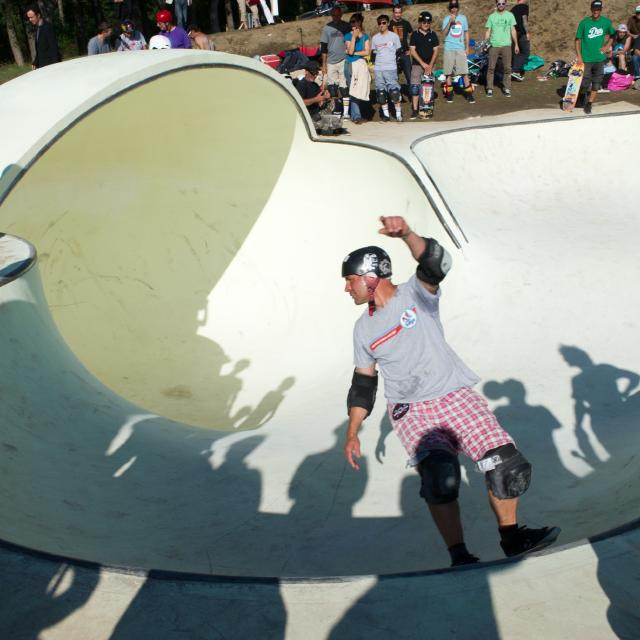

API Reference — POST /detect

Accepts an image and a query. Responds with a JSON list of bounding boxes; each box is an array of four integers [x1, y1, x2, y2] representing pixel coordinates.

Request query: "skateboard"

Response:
[[561, 62, 584, 112], [419, 74, 435, 119]]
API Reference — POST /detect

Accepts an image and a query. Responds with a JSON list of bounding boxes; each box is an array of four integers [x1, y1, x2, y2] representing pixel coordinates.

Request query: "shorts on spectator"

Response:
[[443, 49, 469, 76], [410, 64, 427, 85], [374, 69, 401, 92], [582, 61, 605, 91], [326, 61, 347, 88], [387, 387, 514, 466]]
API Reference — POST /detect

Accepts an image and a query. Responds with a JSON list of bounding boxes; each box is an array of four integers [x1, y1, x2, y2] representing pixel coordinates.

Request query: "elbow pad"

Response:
[[347, 370, 378, 418], [320, 42, 328, 54], [416, 237, 452, 285]]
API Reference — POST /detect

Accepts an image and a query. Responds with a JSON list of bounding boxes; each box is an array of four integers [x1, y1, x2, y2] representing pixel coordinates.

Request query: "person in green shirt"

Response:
[[484, 0, 519, 97], [575, 0, 615, 114]]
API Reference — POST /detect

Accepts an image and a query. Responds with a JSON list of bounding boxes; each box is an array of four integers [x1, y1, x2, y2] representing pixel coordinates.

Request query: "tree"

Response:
[[1, 0, 27, 65]]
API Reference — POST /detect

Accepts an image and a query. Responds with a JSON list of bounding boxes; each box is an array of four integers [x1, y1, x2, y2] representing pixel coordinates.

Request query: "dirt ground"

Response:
[[211, 0, 640, 120]]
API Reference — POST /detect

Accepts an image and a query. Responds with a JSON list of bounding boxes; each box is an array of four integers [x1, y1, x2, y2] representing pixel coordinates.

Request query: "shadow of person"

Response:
[[483, 378, 578, 491], [559, 345, 640, 466], [0, 549, 100, 640], [233, 376, 296, 431], [282, 422, 368, 575]]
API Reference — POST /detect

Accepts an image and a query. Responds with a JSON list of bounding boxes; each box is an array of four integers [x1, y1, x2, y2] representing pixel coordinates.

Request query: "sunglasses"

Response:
[[378, 21, 388, 25]]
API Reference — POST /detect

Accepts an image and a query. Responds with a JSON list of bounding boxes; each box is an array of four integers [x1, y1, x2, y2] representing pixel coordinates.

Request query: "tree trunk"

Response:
[[1, 0, 27, 66], [58, 0, 65, 25], [224, 0, 233, 31]]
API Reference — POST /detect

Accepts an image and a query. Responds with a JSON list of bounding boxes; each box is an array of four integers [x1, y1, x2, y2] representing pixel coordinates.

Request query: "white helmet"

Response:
[[149, 34, 171, 50]]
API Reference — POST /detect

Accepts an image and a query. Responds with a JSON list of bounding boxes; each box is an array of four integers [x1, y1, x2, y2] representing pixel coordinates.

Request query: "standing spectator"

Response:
[[117, 20, 147, 51], [156, 9, 192, 48], [88, 22, 113, 55], [113, 0, 134, 21], [188, 26, 215, 50], [372, 15, 403, 122], [575, 0, 614, 114], [441, 0, 475, 104], [409, 11, 439, 120], [344, 13, 371, 125], [389, 6, 413, 93], [246, 0, 261, 29], [25, 5, 60, 69], [633, 30, 640, 79], [627, 5, 640, 37], [174, 0, 191, 29], [320, 6, 351, 118], [484, 0, 519, 97], [511, 0, 530, 80], [610, 24, 632, 71]]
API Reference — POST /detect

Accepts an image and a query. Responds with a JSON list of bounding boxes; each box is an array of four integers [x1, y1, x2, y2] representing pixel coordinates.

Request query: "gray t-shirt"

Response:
[[320, 20, 350, 64], [353, 275, 480, 403], [88, 36, 112, 55], [372, 31, 402, 71]]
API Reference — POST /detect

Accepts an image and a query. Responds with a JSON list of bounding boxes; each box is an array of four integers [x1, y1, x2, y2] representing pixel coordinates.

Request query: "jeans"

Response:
[[175, 0, 189, 29], [398, 52, 412, 89], [512, 33, 530, 73], [633, 54, 640, 78]]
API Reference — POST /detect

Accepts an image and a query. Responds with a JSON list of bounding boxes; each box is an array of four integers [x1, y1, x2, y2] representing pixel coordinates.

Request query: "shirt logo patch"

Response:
[[392, 403, 410, 421], [400, 308, 417, 329], [369, 306, 417, 350]]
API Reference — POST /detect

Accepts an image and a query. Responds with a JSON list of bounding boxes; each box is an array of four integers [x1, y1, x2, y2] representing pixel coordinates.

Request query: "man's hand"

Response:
[[379, 215, 410, 238], [344, 435, 362, 470], [515, 45, 520, 54]]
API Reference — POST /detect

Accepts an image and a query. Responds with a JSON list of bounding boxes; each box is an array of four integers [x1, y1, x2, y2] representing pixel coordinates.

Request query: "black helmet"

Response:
[[419, 10, 433, 22], [342, 246, 392, 279]]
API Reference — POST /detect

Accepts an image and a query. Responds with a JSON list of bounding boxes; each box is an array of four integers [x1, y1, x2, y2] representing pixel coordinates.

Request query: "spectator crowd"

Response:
[[24, 1, 640, 121]]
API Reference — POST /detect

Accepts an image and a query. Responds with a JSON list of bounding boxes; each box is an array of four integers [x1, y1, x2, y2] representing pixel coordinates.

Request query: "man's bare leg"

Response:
[[487, 490, 518, 526], [428, 501, 464, 547]]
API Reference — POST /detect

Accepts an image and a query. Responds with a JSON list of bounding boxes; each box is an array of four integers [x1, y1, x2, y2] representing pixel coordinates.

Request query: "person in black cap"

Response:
[[409, 11, 440, 119], [295, 62, 331, 117], [575, 0, 615, 114]]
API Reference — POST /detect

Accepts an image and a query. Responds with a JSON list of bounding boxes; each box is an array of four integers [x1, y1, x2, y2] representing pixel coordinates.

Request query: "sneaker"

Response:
[[381, 115, 390, 122], [584, 102, 592, 115], [503, 88, 512, 97], [450, 551, 480, 567], [512, 72, 524, 82], [410, 109, 418, 120], [396, 114, 403, 122], [343, 113, 350, 120], [486, 88, 493, 97], [467, 93, 476, 104], [500, 525, 561, 558]]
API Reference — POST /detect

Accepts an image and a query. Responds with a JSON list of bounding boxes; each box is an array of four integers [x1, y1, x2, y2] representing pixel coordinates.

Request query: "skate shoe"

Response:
[[381, 115, 390, 122], [410, 109, 418, 120], [503, 88, 512, 97], [486, 88, 493, 97], [450, 551, 480, 567], [584, 102, 593, 115], [500, 525, 561, 558]]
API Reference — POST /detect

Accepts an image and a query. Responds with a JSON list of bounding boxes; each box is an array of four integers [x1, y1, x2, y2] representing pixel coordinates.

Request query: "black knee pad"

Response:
[[328, 84, 339, 98], [410, 83, 420, 97], [389, 88, 401, 103], [339, 85, 349, 98], [417, 450, 461, 505], [376, 88, 388, 105], [480, 444, 531, 499]]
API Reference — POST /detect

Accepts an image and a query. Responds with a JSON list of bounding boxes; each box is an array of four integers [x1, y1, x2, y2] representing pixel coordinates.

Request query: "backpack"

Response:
[[607, 71, 634, 91], [547, 60, 571, 77]]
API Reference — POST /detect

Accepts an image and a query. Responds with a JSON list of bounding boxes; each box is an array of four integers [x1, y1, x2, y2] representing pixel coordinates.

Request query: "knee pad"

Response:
[[410, 83, 420, 97], [339, 85, 349, 98], [480, 444, 531, 500], [417, 450, 461, 505], [376, 88, 388, 105], [389, 87, 401, 103], [328, 84, 339, 98]]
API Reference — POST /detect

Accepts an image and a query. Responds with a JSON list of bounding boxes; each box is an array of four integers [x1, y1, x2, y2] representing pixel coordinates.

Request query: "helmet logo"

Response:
[[379, 258, 391, 277], [362, 253, 379, 274]]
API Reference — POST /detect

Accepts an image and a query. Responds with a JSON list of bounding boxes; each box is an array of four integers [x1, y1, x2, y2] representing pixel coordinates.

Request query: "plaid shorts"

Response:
[[387, 387, 513, 466]]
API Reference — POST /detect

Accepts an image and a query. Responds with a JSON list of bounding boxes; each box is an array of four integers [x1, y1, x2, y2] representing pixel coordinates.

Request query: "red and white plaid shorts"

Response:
[[387, 387, 513, 466]]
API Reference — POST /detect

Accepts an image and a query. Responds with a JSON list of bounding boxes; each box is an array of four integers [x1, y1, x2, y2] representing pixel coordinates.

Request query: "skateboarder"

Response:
[[575, 0, 614, 114], [341, 216, 560, 566], [409, 11, 440, 120]]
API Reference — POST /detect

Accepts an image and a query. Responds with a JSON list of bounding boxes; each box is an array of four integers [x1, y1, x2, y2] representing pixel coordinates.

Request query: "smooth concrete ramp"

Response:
[[0, 52, 639, 638]]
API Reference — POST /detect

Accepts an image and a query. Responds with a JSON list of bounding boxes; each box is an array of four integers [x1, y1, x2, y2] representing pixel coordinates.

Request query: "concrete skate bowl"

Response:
[[0, 48, 639, 595]]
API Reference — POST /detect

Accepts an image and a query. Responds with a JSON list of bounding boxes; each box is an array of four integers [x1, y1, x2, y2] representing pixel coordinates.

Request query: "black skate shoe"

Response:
[[500, 525, 561, 558], [450, 551, 480, 567]]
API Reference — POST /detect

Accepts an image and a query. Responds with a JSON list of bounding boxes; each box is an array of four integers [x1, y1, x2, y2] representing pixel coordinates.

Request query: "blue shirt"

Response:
[[344, 32, 370, 64], [441, 14, 468, 51]]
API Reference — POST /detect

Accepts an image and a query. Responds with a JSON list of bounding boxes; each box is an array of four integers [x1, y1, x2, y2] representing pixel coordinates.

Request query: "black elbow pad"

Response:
[[320, 42, 328, 54], [347, 370, 378, 418], [416, 237, 452, 285]]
